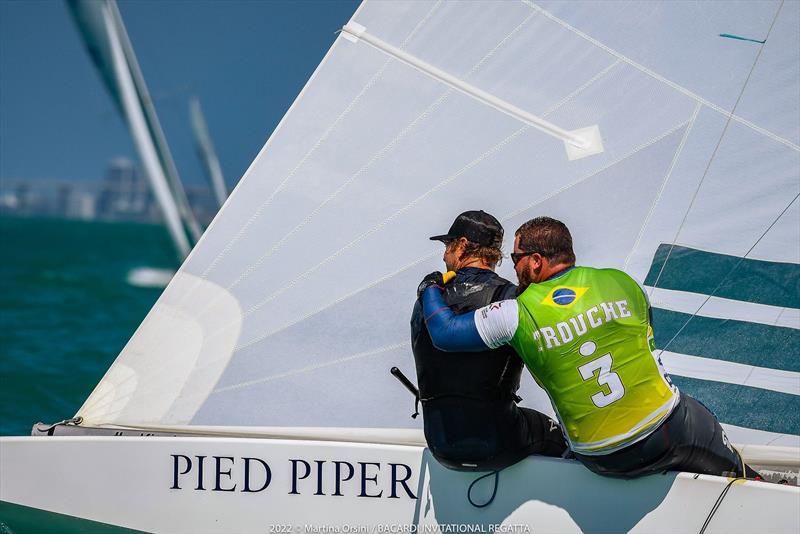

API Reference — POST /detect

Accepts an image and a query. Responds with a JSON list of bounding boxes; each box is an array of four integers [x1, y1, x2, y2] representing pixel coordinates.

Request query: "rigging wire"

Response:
[[652, 0, 788, 360], [657, 193, 799, 356]]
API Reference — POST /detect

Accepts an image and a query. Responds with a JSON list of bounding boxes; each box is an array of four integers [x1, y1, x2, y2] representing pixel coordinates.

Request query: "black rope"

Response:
[[467, 470, 500, 508], [698, 477, 744, 534]]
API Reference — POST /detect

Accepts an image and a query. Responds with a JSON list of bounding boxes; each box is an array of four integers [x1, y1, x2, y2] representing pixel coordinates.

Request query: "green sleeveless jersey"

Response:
[[509, 267, 678, 454]]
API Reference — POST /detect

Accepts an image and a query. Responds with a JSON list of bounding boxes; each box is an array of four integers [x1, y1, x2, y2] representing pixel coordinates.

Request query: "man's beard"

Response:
[[517, 272, 531, 293], [517, 263, 542, 293]]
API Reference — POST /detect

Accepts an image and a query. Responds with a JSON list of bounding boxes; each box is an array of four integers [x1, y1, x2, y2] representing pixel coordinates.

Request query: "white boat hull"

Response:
[[1, 435, 798, 533]]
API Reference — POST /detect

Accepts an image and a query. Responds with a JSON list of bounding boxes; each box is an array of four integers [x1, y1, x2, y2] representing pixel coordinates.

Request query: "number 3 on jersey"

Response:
[[578, 352, 625, 408]]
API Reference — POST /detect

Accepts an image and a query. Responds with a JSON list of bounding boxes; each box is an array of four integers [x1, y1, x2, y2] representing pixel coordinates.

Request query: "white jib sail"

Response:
[[78, 1, 799, 449]]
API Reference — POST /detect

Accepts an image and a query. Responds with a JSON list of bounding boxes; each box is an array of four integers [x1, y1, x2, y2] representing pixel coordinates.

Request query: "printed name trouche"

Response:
[[532, 299, 632, 349]]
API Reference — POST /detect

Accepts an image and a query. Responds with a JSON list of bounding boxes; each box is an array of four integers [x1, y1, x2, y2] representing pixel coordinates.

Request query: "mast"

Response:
[[189, 97, 228, 208]]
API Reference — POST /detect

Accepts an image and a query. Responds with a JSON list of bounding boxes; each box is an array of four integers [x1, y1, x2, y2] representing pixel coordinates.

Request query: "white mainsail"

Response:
[[77, 0, 798, 450]]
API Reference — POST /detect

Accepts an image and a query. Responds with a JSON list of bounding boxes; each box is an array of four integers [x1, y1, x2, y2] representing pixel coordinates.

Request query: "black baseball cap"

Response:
[[429, 210, 504, 248]]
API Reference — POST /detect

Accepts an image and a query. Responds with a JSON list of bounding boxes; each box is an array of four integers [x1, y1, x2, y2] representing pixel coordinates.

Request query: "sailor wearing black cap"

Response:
[[410, 210, 568, 471]]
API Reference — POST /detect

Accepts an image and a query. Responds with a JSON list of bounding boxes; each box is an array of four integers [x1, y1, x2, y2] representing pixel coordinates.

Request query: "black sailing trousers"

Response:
[[574, 395, 755, 478]]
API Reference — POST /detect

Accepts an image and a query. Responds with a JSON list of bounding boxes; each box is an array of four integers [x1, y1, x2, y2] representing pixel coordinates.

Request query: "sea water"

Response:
[[0, 216, 177, 436]]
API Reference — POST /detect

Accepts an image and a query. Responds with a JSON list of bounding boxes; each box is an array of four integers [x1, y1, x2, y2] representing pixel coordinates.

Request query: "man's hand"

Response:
[[417, 271, 444, 299]]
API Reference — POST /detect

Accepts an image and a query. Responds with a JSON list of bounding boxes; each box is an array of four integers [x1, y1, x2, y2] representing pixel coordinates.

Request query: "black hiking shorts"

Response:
[[574, 395, 744, 478], [426, 400, 568, 471]]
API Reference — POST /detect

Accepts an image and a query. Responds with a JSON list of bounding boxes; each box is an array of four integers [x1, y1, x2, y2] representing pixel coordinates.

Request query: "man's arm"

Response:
[[421, 286, 519, 352]]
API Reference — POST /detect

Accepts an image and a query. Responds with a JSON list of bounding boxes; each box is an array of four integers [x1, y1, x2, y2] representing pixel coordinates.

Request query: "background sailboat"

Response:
[[68, 0, 205, 290], [1, 0, 798, 530], [190, 96, 228, 210]]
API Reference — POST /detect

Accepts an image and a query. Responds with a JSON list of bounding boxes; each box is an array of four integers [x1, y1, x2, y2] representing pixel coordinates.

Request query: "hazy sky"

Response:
[[0, 0, 360, 188]]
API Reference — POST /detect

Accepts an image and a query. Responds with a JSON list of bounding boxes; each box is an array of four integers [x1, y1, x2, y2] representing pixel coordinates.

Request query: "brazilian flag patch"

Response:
[[541, 286, 589, 308]]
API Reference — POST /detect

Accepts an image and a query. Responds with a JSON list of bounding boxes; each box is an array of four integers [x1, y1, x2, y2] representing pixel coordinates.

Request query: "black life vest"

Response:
[[410, 267, 520, 403]]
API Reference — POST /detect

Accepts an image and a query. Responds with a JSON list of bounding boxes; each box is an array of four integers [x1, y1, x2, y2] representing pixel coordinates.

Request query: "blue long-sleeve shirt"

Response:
[[421, 286, 489, 352], [422, 268, 581, 353]]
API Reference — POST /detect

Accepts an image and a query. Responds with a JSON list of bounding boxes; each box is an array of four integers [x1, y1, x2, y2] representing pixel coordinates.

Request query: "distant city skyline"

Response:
[[0, 0, 360, 190], [0, 157, 219, 225]]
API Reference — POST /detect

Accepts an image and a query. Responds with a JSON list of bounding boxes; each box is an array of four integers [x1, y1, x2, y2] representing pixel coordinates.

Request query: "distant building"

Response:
[[66, 192, 97, 220], [0, 157, 219, 226], [56, 184, 73, 217], [14, 183, 31, 214], [96, 158, 156, 222]]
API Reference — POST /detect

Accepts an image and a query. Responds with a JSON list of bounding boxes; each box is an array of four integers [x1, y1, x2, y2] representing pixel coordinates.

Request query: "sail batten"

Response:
[[341, 22, 600, 154]]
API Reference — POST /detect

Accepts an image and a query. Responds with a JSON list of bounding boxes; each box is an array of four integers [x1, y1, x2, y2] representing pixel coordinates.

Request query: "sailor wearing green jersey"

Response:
[[419, 217, 759, 479]]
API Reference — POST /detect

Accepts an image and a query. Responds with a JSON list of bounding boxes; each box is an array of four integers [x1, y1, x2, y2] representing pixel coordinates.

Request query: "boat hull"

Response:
[[1, 435, 798, 533]]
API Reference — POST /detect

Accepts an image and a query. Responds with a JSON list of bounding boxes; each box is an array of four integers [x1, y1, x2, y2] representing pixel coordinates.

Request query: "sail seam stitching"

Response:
[[86, 84, 691, 416], [542, 59, 621, 116], [197, 60, 389, 279], [213, 6, 536, 296], [234, 254, 438, 353], [220, 9, 538, 291], [213, 342, 410, 394], [520, 0, 800, 153], [774, 307, 789, 328], [224, 91, 452, 293], [230, 118, 685, 356], [223, 60, 626, 353], [466, 10, 538, 76], [626, 102, 701, 274], [199, 0, 444, 279], [500, 119, 689, 223], [78, 6, 549, 415], [232, 124, 527, 329], [194, 10, 544, 318]]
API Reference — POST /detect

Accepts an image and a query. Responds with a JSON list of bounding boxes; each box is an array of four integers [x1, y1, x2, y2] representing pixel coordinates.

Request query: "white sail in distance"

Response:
[[77, 0, 799, 448], [190, 97, 228, 208], [67, 0, 202, 257]]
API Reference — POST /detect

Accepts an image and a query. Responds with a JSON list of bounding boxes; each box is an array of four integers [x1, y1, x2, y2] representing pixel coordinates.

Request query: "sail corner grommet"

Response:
[[342, 22, 366, 43], [565, 125, 604, 161]]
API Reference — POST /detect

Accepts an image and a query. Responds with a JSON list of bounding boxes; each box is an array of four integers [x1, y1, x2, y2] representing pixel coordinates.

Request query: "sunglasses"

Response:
[[510, 251, 537, 266]]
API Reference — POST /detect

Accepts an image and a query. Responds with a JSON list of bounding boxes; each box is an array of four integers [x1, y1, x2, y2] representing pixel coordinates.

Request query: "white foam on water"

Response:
[[126, 267, 175, 288]]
